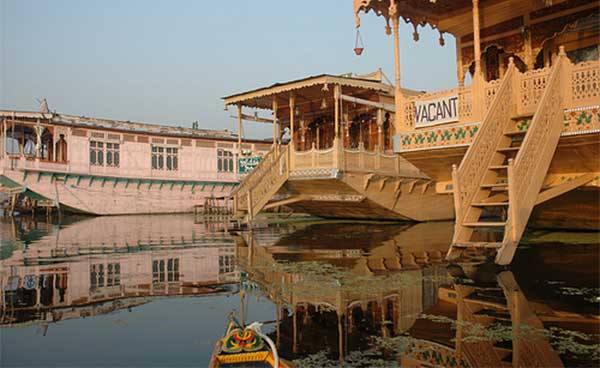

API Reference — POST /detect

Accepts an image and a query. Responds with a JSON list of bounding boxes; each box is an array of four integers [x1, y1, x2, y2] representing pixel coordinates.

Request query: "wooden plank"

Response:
[[263, 195, 310, 210], [535, 173, 594, 205]]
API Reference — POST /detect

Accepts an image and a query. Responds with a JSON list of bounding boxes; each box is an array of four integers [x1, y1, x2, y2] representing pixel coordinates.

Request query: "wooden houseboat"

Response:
[[0, 214, 238, 326], [0, 110, 271, 215], [228, 0, 599, 264]]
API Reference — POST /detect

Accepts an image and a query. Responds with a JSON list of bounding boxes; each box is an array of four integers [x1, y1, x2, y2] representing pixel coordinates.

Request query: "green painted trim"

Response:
[[113, 178, 118, 188], [170, 182, 175, 190], [125, 179, 130, 188], [148, 181, 153, 190], [23, 171, 28, 182], [89, 177, 95, 187], [37, 172, 42, 183], [180, 182, 186, 191], [101, 178, 107, 187], [76, 175, 82, 186]]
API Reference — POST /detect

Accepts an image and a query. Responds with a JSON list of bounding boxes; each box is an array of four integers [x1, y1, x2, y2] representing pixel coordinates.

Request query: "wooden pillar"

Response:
[[292, 304, 298, 353], [289, 93, 295, 150], [472, 0, 482, 77], [390, 2, 406, 133], [1, 117, 5, 159], [456, 37, 464, 87], [316, 127, 320, 149], [272, 99, 278, 147], [471, 0, 485, 119], [334, 84, 340, 139], [35, 119, 42, 158], [337, 311, 344, 363], [377, 109, 384, 151], [237, 104, 243, 156]]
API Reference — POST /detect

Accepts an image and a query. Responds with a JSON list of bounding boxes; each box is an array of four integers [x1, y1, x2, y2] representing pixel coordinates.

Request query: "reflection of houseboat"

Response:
[[0, 110, 271, 214], [230, 0, 599, 264], [238, 221, 598, 367], [0, 215, 238, 326], [234, 221, 452, 361]]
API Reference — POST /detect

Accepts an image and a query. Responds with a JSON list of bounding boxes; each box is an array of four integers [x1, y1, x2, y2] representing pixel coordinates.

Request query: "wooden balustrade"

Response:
[[233, 144, 283, 212], [289, 142, 406, 177], [501, 53, 567, 260], [453, 62, 517, 227], [245, 145, 289, 218], [400, 59, 598, 136]]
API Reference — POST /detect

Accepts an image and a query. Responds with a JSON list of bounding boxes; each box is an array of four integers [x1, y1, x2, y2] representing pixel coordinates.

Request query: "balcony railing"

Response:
[[397, 59, 600, 152], [1, 156, 69, 172], [402, 59, 598, 129], [289, 141, 423, 178]]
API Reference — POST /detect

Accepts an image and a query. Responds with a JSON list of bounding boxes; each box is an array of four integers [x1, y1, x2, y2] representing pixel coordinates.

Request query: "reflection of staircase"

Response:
[[454, 271, 563, 368], [449, 51, 569, 265], [233, 145, 289, 221]]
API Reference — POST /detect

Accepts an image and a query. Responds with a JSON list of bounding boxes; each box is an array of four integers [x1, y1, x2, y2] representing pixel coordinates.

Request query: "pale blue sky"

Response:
[[1, 0, 457, 138]]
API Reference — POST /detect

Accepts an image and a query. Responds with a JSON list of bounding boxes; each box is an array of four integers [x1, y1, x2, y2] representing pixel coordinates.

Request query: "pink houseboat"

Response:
[[0, 110, 270, 215]]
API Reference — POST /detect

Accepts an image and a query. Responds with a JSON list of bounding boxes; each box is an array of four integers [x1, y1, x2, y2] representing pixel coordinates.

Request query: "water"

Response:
[[1, 215, 598, 367]]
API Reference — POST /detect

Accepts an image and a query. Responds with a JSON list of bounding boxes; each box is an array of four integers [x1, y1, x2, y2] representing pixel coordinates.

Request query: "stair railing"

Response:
[[233, 144, 284, 212], [452, 59, 518, 241], [246, 145, 290, 218], [502, 48, 568, 252]]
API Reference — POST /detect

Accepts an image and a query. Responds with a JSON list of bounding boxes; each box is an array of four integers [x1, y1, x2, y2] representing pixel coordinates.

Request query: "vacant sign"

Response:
[[414, 94, 459, 128]]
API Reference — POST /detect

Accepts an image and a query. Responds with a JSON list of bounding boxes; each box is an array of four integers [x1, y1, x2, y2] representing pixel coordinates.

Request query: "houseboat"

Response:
[[0, 214, 238, 326], [228, 0, 599, 264], [0, 110, 271, 215]]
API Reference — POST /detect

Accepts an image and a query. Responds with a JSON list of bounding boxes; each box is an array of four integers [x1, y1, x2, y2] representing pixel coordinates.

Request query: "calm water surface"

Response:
[[0, 215, 598, 367]]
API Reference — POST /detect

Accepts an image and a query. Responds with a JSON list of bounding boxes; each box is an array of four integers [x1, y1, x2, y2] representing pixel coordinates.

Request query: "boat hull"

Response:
[[1, 168, 235, 215]]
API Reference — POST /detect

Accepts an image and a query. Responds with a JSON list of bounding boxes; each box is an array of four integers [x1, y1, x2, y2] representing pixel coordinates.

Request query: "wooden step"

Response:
[[480, 183, 508, 189], [504, 130, 526, 137], [497, 146, 520, 153], [463, 222, 506, 227], [464, 297, 508, 310], [471, 202, 509, 207], [489, 165, 508, 171], [453, 241, 503, 248], [511, 114, 533, 120]]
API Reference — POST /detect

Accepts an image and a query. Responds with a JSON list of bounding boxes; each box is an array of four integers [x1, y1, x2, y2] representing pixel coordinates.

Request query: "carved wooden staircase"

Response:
[[448, 51, 569, 265], [232, 144, 289, 221]]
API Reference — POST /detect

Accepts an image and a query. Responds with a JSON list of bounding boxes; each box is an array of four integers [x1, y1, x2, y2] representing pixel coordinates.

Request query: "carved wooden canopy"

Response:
[[353, 0, 578, 38]]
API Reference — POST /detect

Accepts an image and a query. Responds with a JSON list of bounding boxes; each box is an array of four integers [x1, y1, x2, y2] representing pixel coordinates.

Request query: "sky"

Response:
[[1, 0, 457, 139]]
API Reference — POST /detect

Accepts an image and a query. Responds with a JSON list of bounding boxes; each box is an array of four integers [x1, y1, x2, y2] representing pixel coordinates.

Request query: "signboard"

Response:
[[414, 94, 459, 128], [238, 156, 262, 175]]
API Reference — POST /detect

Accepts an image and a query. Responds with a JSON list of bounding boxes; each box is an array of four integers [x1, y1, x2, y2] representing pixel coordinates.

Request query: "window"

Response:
[[106, 143, 120, 167], [218, 149, 234, 172], [90, 141, 120, 167], [90, 141, 104, 166], [219, 255, 235, 273], [90, 262, 120, 289], [166, 147, 178, 171], [153, 258, 179, 283], [152, 146, 178, 171]]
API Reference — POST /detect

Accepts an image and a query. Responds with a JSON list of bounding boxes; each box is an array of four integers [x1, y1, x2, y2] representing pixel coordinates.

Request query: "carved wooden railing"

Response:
[[244, 145, 289, 218], [517, 66, 551, 116], [499, 52, 568, 264], [292, 144, 335, 170], [452, 62, 517, 227], [233, 144, 285, 213], [570, 59, 600, 108]]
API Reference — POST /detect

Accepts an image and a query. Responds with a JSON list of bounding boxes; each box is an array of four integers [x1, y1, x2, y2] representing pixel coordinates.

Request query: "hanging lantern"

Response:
[[354, 28, 364, 55]]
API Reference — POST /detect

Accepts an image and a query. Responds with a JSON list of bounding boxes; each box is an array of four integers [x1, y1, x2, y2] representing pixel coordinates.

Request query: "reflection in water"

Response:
[[1, 216, 598, 367], [1, 215, 238, 327], [236, 222, 599, 367]]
